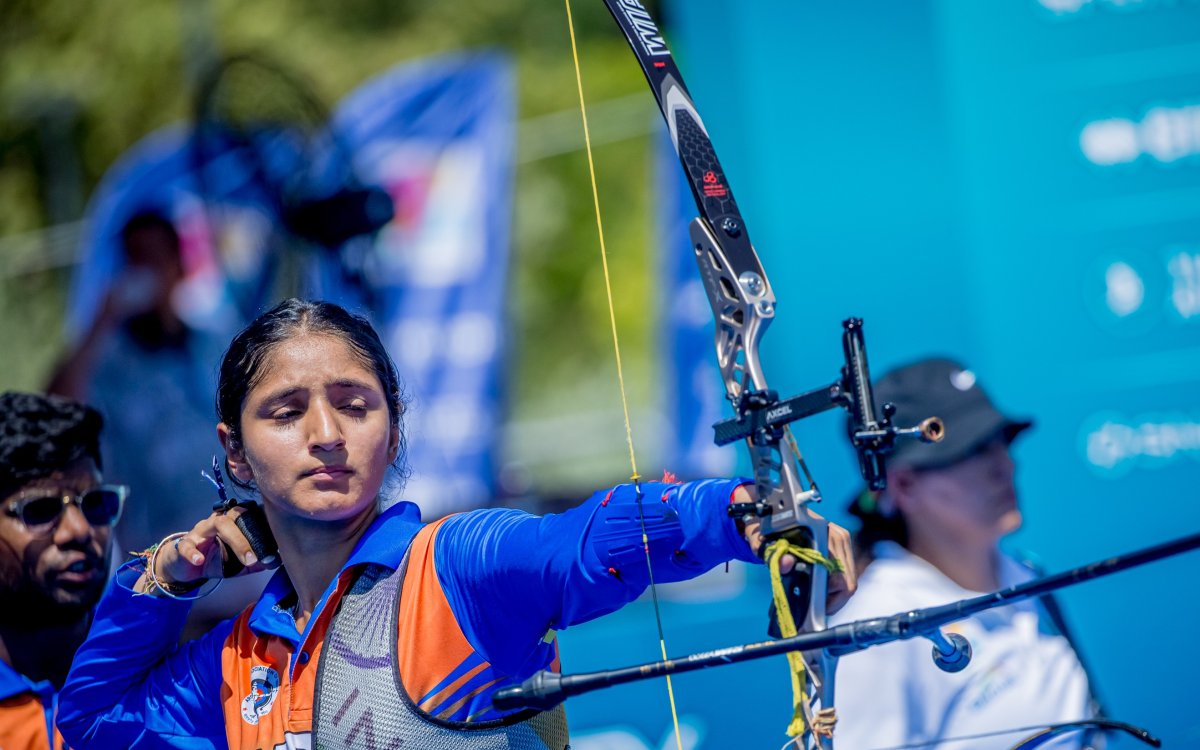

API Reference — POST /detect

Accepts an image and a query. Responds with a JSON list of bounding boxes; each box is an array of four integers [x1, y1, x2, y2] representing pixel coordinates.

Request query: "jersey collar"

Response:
[[246, 500, 425, 643]]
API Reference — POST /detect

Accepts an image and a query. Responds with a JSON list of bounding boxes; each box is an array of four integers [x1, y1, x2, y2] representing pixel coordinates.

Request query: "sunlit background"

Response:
[[1, 0, 1197, 747]]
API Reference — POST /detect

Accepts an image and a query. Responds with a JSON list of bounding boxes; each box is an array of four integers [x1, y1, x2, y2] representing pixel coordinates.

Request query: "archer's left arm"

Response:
[[433, 478, 758, 677]]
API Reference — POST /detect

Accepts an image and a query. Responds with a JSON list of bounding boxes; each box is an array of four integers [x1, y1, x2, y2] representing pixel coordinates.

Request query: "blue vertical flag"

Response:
[[317, 52, 516, 518]]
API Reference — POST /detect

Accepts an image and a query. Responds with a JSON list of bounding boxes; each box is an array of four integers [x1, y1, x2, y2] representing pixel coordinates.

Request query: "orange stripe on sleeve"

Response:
[[433, 677, 504, 721], [417, 660, 489, 713]]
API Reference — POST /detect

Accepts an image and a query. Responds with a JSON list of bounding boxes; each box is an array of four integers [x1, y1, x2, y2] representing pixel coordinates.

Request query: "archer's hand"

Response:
[[735, 485, 858, 615], [821, 513, 856, 615], [137, 506, 275, 596]]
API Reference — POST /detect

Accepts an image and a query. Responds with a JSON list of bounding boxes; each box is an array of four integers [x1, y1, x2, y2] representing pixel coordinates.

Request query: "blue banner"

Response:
[[319, 52, 515, 517]]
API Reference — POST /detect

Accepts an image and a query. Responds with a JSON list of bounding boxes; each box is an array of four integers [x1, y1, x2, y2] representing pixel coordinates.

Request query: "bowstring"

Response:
[[563, 2, 684, 749]]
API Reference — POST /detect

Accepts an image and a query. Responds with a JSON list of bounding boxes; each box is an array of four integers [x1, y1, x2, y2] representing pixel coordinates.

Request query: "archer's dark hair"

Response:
[[847, 488, 909, 568], [215, 299, 408, 489], [0, 392, 104, 499]]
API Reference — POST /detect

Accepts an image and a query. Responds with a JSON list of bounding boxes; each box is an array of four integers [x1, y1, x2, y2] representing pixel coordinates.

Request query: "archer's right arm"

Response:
[[57, 560, 232, 749]]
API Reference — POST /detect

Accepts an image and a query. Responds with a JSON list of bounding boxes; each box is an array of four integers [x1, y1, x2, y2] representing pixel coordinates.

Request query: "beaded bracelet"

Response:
[[141, 531, 222, 600]]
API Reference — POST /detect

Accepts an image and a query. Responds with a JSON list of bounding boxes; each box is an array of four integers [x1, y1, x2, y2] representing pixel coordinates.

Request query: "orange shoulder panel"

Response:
[[0, 692, 56, 750], [396, 517, 488, 712]]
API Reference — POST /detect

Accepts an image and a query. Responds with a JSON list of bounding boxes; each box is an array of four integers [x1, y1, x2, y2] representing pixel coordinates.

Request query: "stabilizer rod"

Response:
[[493, 530, 1200, 712]]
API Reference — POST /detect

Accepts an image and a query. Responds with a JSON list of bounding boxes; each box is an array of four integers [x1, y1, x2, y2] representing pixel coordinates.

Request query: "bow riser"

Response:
[[687, 133, 835, 750], [689, 217, 818, 529]]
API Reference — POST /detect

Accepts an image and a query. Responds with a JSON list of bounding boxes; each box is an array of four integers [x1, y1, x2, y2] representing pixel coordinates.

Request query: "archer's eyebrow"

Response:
[[327, 378, 380, 392], [257, 386, 304, 406], [255, 379, 382, 410]]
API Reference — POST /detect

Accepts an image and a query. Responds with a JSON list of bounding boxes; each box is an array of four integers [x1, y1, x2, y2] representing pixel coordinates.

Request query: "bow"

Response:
[[592, 1, 948, 746], [492, 1, 939, 747]]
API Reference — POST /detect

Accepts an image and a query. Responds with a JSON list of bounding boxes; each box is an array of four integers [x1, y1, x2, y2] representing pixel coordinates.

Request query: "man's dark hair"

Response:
[[0, 392, 104, 499]]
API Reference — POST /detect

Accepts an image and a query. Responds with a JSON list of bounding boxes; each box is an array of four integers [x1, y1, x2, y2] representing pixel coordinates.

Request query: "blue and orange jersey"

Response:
[[58, 478, 756, 750], [0, 661, 64, 750]]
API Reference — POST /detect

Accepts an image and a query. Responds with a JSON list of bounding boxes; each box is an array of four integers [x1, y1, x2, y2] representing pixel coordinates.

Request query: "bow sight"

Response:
[[721, 317, 944, 525]]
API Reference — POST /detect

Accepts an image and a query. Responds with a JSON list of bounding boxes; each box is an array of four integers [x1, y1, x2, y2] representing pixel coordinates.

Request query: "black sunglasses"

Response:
[[3, 485, 127, 533]]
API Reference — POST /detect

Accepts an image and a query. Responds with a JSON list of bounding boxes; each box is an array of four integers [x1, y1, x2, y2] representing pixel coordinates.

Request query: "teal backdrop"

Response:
[[556, 1, 1200, 748]]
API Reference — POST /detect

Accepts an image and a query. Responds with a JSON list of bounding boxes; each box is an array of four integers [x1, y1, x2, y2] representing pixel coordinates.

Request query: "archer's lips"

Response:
[[302, 465, 352, 480]]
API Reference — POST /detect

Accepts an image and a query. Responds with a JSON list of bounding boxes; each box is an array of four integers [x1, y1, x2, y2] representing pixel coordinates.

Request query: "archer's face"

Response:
[[905, 439, 1021, 544], [0, 458, 113, 613], [223, 333, 398, 526]]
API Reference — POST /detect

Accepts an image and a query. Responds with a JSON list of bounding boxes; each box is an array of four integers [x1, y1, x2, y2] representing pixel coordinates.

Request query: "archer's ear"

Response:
[[888, 464, 920, 514], [217, 423, 254, 483], [387, 426, 401, 463]]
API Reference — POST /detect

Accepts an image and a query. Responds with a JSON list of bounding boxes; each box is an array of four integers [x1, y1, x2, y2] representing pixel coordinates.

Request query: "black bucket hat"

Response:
[[870, 357, 1032, 471]]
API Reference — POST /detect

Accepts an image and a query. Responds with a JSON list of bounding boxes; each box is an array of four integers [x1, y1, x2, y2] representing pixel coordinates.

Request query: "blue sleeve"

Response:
[[57, 560, 233, 749], [433, 477, 757, 677]]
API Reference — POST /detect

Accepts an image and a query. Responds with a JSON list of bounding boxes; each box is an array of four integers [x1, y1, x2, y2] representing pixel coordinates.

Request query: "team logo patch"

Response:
[[241, 665, 281, 725]]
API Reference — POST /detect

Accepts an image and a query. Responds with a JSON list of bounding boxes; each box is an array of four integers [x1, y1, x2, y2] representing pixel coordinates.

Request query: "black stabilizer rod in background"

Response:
[[492, 530, 1200, 712]]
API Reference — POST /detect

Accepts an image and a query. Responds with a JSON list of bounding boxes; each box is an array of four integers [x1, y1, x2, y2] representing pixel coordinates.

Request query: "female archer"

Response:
[[57, 298, 855, 749]]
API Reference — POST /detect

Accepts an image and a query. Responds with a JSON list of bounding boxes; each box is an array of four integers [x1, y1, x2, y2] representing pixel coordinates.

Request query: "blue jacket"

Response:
[[58, 478, 756, 749]]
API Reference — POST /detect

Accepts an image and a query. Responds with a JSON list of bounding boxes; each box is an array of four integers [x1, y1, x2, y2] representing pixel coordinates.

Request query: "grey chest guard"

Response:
[[313, 558, 570, 749]]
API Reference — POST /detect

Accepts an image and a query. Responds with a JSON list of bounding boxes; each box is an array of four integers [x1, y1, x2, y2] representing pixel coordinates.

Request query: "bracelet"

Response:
[[143, 532, 222, 600]]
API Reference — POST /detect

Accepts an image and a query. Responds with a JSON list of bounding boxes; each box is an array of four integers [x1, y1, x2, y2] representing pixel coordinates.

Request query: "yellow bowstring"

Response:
[[765, 539, 843, 738], [563, 2, 682, 749]]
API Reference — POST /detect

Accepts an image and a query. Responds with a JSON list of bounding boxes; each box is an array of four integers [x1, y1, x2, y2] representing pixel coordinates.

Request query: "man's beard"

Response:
[[0, 579, 99, 629]]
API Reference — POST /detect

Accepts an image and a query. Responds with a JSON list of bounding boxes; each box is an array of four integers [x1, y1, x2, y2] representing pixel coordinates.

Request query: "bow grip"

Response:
[[219, 501, 281, 576], [763, 526, 819, 639]]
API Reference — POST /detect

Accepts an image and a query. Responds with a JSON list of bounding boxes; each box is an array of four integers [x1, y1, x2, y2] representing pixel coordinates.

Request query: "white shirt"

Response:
[[828, 542, 1094, 750]]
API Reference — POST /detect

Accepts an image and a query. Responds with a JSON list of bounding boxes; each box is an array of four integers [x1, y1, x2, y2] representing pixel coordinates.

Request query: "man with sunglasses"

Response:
[[0, 391, 124, 750], [829, 358, 1101, 750]]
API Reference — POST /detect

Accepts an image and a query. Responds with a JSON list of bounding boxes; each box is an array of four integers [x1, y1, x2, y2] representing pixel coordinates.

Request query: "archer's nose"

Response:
[[307, 402, 346, 453]]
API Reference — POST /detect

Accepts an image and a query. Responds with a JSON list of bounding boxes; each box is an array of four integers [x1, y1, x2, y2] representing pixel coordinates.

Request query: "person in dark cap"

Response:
[[829, 357, 1100, 750], [847, 356, 1032, 582], [0, 391, 125, 750]]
